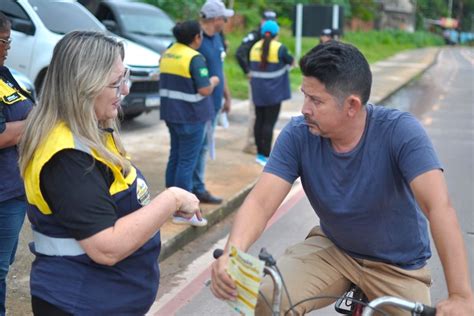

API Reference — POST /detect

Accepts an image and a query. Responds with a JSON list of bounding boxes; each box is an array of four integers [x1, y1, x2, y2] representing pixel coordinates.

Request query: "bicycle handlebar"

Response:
[[362, 296, 436, 316], [212, 248, 436, 316]]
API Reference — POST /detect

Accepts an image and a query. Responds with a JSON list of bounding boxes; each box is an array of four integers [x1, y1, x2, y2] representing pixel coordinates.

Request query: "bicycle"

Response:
[[213, 248, 436, 316]]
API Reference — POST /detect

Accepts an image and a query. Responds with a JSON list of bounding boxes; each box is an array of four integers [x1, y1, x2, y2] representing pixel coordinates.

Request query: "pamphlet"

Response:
[[226, 246, 265, 316]]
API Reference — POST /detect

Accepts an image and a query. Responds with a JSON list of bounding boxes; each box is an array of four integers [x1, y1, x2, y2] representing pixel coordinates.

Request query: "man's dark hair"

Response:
[[0, 12, 11, 32], [300, 41, 372, 105], [172, 20, 201, 45]]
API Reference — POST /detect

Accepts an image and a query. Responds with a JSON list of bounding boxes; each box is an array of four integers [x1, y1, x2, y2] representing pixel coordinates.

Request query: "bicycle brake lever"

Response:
[[259, 248, 277, 266]]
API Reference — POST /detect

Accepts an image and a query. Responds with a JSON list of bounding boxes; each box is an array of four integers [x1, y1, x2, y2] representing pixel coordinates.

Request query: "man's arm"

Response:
[[0, 120, 27, 149], [410, 169, 474, 315], [210, 172, 292, 300], [235, 30, 258, 75], [222, 77, 231, 113]]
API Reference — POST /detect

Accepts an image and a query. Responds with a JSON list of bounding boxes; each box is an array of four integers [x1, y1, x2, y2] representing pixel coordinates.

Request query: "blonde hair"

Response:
[[19, 31, 131, 176]]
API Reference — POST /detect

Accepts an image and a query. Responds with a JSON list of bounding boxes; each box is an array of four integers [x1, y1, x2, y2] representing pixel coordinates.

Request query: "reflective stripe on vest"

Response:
[[159, 88, 206, 103], [33, 230, 85, 256], [250, 65, 290, 79]]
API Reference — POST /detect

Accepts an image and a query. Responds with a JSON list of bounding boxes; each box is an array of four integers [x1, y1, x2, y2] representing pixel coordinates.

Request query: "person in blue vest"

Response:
[[191, 0, 234, 205], [236, 10, 277, 155], [249, 20, 294, 166], [0, 12, 34, 316], [18, 31, 201, 315], [160, 20, 219, 227]]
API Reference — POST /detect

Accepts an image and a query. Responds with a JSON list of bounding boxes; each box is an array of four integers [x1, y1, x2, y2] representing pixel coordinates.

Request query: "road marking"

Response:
[[149, 181, 304, 315]]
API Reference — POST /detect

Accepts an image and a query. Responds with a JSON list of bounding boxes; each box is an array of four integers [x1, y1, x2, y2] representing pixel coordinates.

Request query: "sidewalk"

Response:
[[125, 47, 441, 261]]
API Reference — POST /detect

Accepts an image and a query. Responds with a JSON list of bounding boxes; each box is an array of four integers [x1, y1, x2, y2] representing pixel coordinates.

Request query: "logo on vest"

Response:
[[136, 178, 151, 206], [3, 92, 21, 104]]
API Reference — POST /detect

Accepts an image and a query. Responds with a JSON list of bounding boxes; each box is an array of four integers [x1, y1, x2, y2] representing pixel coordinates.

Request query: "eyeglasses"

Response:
[[0, 38, 11, 45], [108, 68, 130, 98]]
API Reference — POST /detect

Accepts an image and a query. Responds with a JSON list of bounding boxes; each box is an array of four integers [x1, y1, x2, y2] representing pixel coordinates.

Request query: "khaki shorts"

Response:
[[255, 226, 432, 316]]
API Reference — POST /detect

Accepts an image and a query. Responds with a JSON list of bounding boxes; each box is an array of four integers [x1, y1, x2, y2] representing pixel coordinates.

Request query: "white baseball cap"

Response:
[[200, 1, 234, 19]]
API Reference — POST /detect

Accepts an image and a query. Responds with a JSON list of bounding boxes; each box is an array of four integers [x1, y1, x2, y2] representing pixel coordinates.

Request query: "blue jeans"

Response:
[[165, 122, 206, 192], [192, 116, 218, 194], [0, 196, 26, 316]]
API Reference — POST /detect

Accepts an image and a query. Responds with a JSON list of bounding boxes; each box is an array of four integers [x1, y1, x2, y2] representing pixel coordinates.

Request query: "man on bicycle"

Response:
[[210, 42, 474, 315]]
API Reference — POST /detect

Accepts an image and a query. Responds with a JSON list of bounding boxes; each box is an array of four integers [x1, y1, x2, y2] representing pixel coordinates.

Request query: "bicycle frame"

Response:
[[263, 265, 283, 316]]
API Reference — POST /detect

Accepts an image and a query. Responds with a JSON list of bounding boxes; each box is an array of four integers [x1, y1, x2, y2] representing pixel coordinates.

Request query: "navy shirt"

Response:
[[198, 32, 225, 114], [0, 66, 33, 202], [265, 104, 442, 269]]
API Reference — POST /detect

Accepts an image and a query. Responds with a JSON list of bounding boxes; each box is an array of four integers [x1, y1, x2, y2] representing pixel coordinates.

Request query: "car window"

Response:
[[28, 0, 104, 34], [0, 0, 30, 22], [120, 13, 173, 36]]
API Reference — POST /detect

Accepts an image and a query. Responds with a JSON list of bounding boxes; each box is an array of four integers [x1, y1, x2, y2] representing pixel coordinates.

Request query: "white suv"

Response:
[[1, 0, 161, 119]]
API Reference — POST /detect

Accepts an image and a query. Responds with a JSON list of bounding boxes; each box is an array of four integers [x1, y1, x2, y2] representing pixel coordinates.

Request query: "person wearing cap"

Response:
[[319, 28, 336, 44], [159, 21, 220, 227], [236, 10, 277, 155], [192, 0, 234, 205], [249, 20, 294, 166]]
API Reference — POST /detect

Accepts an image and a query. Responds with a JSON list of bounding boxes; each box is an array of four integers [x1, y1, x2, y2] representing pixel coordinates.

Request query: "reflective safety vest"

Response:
[[159, 42, 213, 123], [249, 40, 291, 106], [0, 66, 33, 202], [24, 122, 161, 314]]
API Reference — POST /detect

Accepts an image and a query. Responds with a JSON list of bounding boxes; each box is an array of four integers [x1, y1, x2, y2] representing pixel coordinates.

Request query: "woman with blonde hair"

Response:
[[19, 31, 201, 315]]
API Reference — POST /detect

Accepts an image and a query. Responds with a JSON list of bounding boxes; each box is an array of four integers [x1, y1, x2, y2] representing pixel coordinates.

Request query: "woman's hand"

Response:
[[166, 187, 202, 219]]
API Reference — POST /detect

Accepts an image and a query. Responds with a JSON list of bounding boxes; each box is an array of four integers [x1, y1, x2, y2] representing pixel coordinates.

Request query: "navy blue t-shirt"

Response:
[[264, 104, 442, 269], [198, 32, 225, 114]]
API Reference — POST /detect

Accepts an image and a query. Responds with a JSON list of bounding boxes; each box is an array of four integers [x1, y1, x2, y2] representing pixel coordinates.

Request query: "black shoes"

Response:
[[194, 190, 223, 204]]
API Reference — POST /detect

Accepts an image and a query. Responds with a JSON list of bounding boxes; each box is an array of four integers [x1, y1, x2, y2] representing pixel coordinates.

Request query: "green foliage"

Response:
[[141, 0, 206, 20], [350, 0, 377, 21], [225, 29, 444, 99]]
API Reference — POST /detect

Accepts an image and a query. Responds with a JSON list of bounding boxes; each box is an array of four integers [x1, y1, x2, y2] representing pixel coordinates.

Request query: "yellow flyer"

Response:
[[226, 246, 265, 316]]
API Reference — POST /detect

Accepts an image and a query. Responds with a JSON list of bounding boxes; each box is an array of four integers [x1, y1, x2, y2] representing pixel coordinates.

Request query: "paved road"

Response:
[[149, 47, 474, 315]]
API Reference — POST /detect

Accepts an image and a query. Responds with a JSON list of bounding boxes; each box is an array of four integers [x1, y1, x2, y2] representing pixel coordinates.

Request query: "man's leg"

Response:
[[255, 227, 356, 316], [164, 122, 179, 188], [192, 121, 210, 194], [192, 119, 222, 204], [243, 83, 257, 154], [360, 260, 432, 316]]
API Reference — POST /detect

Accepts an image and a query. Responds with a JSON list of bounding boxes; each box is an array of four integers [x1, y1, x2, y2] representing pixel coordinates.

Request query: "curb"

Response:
[[160, 180, 257, 261]]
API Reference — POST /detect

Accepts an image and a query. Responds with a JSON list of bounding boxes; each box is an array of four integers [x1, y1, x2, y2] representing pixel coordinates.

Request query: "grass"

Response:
[[224, 29, 444, 100]]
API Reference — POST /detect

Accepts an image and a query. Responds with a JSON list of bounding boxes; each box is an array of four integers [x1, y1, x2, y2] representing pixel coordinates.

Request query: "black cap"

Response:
[[262, 10, 277, 20], [320, 28, 335, 37]]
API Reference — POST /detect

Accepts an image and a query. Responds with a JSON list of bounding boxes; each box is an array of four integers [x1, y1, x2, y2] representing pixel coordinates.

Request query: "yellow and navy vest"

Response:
[[249, 40, 291, 106], [0, 66, 33, 202], [24, 122, 161, 314], [159, 42, 213, 123]]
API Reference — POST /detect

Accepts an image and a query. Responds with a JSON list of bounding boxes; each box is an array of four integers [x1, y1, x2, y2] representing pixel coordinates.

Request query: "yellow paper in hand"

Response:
[[226, 245, 265, 316]]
